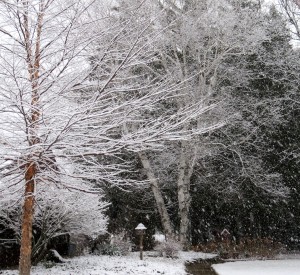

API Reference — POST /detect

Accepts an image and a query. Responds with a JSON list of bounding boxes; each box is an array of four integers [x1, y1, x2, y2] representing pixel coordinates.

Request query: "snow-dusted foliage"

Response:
[[0, 184, 108, 262], [34, 186, 108, 238], [0, 185, 108, 237]]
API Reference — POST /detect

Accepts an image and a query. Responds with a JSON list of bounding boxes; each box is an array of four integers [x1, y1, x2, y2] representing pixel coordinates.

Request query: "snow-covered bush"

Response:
[[0, 184, 108, 264], [154, 238, 182, 258], [93, 233, 132, 256]]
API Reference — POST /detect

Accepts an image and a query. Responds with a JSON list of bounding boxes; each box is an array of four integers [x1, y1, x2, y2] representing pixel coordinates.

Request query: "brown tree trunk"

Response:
[[19, 163, 36, 275], [18, 1, 44, 273]]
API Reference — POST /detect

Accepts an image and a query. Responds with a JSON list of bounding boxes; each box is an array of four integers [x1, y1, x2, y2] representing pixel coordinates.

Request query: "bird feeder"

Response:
[[135, 223, 147, 260]]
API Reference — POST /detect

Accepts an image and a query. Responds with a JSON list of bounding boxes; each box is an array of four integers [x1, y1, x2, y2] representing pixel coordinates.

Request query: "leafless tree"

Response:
[[279, 0, 300, 40]]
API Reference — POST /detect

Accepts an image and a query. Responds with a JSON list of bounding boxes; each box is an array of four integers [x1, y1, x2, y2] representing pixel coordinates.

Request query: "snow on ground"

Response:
[[213, 259, 300, 275], [0, 251, 216, 275]]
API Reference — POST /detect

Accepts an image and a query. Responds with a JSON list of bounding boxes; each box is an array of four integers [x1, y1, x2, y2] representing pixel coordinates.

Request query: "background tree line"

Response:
[[101, 0, 300, 250]]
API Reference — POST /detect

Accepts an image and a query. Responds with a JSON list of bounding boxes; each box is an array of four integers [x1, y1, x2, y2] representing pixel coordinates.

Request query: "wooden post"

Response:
[[135, 223, 147, 260], [139, 234, 144, 260]]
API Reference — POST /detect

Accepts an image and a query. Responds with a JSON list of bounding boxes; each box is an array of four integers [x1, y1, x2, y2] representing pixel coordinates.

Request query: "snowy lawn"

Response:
[[1, 251, 216, 275], [213, 259, 300, 275]]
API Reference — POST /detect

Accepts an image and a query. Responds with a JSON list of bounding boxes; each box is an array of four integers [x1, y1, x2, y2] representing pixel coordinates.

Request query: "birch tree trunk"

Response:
[[177, 141, 190, 248], [177, 139, 197, 249], [138, 152, 175, 239]]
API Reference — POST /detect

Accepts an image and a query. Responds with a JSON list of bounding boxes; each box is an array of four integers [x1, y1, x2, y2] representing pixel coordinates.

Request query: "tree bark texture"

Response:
[[19, 164, 36, 275], [19, 1, 44, 274], [177, 140, 195, 249], [138, 152, 175, 239]]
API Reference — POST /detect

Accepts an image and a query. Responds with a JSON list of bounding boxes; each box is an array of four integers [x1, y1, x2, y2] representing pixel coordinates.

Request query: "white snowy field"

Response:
[[0, 251, 216, 275], [213, 259, 300, 275]]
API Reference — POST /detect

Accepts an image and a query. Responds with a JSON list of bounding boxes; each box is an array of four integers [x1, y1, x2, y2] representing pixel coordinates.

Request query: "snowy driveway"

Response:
[[212, 259, 300, 275]]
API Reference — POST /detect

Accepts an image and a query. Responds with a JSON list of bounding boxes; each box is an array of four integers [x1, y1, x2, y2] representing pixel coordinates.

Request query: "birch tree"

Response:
[[111, 0, 289, 248], [133, 0, 271, 247], [85, 0, 224, 244]]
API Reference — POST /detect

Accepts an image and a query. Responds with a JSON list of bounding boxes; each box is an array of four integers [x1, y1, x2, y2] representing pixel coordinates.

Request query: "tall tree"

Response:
[[89, 0, 224, 244], [0, 0, 189, 272], [136, 0, 270, 247]]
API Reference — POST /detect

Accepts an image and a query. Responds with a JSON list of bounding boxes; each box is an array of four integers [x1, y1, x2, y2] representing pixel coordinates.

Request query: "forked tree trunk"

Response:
[[138, 152, 175, 239], [19, 163, 36, 275]]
